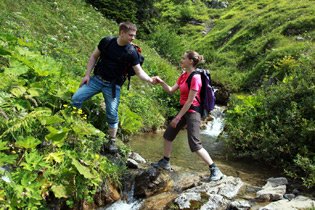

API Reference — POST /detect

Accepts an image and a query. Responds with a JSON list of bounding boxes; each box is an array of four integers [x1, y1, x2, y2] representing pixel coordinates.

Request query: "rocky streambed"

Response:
[[100, 152, 315, 210]]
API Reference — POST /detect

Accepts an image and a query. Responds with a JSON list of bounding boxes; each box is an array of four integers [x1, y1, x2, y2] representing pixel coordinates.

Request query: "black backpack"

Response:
[[186, 68, 216, 119], [124, 43, 144, 89], [103, 37, 144, 89]]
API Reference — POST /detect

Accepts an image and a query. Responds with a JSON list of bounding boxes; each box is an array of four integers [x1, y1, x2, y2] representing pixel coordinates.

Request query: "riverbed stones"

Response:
[[256, 177, 288, 201], [129, 151, 146, 164], [229, 200, 251, 210], [134, 167, 173, 198], [173, 176, 244, 209], [140, 192, 178, 210], [259, 195, 315, 210]]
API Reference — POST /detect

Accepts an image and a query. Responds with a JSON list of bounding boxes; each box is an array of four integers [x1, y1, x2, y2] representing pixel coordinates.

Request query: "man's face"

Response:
[[121, 30, 136, 44]]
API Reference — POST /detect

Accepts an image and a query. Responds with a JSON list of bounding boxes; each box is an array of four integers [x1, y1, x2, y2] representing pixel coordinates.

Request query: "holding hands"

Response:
[[151, 76, 164, 84]]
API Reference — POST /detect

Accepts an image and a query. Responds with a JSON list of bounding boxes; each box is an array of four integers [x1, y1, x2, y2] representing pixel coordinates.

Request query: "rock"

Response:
[[214, 87, 230, 106], [173, 172, 201, 192], [229, 200, 251, 210], [134, 167, 173, 198], [256, 177, 288, 202], [259, 195, 315, 210], [141, 192, 178, 210], [173, 176, 244, 209], [126, 158, 139, 169], [283, 193, 295, 201], [94, 182, 121, 207], [129, 152, 146, 164]]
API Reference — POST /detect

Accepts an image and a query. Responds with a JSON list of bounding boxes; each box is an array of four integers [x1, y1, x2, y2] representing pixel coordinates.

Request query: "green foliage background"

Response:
[[0, 0, 314, 208]]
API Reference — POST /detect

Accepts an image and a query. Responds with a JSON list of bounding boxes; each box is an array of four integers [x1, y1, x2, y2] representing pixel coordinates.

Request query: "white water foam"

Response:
[[201, 106, 225, 137], [102, 200, 143, 210]]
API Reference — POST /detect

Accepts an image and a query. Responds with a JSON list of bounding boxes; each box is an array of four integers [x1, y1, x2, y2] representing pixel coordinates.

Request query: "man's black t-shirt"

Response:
[[94, 37, 140, 86]]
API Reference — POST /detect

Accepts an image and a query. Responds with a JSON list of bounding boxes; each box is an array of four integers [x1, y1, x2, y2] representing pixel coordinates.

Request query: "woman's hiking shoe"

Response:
[[151, 158, 172, 171], [209, 166, 224, 181]]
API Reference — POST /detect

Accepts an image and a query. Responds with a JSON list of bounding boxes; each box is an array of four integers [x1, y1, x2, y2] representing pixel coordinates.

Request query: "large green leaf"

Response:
[[0, 153, 18, 166], [0, 46, 11, 55], [51, 185, 68, 198], [45, 126, 70, 147], [39, 115, 65, 126], [4, 59, 29, 76], [21, 171, 37, 186], [71, 121, 102, 136], [10, 86, 27, 97], [15, 136, 41, 149], [44, 152, 64, 163], [27, 88, 42, 97], [0, 141, 9, 151], [71, 158, 94, 179]]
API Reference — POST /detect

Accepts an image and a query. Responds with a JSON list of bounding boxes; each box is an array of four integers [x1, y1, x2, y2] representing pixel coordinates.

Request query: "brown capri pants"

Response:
[[163, 111, 203, 152]]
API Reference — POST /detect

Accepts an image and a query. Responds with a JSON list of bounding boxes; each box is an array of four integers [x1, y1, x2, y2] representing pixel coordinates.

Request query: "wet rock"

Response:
[[126, 158, 139, 169], [256, 177, 288, 202], [134, 167, 173, 198], [173, 176, 244, 209], [129, 152, 146, 164], [229, 200, 251, 210], [259, 195, 315, 210], [215, 86, 230, 106], [173, 172, 202, 192], [94, 182, 121, 207], [283, 193, 295, 201], [140, 192, 178, 210]]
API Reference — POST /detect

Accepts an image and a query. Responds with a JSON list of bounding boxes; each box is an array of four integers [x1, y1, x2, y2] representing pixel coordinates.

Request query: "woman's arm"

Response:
[[157, 77, 178, 94], [170, 89, 197, 128]]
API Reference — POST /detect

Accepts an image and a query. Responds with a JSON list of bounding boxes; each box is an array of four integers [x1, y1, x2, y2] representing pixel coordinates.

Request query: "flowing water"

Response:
[[103, 106, 281, 209]]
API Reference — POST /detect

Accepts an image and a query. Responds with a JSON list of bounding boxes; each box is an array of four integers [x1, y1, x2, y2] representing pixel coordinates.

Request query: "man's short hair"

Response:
[[119, 22, 137, 33]]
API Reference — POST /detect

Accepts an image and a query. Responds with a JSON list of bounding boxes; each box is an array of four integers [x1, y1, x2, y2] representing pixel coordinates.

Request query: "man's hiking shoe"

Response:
[[151, 158, 172, 171], [108, 140, 118, 154], [209, 166, 224, 181], [100, 140, 118, 155]]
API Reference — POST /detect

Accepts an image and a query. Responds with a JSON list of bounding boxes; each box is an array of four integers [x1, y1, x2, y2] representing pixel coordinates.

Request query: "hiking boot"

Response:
[[151, 158, 172, 171], [108, 139, 118, 154], [209, 166, 224, 181]]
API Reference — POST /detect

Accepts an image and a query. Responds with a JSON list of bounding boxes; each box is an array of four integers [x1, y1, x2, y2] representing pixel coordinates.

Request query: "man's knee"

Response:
[[71, 92, 83, 108]]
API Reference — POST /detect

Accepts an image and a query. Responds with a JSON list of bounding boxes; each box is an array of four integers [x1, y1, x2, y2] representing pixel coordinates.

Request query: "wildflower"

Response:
[[63, 104, 68, 108], [1, 176, 10, 183]]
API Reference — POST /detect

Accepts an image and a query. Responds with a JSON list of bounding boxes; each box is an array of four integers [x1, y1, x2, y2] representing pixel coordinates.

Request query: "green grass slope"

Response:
[[195, 0, 315, 92], [0, 0, 179, 208], [191, 0, 315, 188]]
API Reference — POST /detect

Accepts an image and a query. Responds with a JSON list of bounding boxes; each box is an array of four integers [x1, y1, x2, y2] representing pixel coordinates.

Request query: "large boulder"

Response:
[[134, 167, 173, 198]]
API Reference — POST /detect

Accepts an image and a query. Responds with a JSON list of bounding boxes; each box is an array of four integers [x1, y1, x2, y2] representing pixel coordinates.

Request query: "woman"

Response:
[[153, 51, 224, 181]]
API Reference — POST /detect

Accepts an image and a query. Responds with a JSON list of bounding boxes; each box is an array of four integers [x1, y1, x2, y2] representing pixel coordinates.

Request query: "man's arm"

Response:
[[80, 47, 101, 87], [133, 64, 154, 84]]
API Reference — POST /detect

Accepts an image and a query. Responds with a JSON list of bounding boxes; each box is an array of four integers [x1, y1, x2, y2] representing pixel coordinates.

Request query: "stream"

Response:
[[103, 106, 281, 210]]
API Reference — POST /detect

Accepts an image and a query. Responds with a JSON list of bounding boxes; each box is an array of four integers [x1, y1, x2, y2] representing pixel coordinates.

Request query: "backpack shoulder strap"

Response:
[[186, 70, 201, 90]]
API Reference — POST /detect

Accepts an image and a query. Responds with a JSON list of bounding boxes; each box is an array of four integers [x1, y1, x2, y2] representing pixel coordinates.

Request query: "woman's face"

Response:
[[180, 54, 192, 70]]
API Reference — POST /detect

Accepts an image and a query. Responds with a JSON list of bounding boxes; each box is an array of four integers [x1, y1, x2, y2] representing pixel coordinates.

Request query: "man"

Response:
[[72, 22, 156, 153]]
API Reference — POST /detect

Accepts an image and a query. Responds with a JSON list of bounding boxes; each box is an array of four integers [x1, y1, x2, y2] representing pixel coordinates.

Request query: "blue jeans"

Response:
[[71, 76, 121, 129]]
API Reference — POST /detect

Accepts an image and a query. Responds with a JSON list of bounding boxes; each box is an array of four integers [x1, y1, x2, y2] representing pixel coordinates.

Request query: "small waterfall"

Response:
[[104, 200, 142, 210], [101, 179, 143, 210], [201, 106, 225, 137]]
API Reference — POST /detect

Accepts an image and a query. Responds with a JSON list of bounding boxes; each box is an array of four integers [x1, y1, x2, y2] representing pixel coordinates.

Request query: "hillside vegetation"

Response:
[[134, 0, 314, 189], [0, 0, 178, 208], [0, 0, 314, 208]]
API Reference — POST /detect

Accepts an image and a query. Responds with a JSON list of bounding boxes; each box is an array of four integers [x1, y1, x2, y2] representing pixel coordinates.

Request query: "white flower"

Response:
[[2, 176, 11, 183]]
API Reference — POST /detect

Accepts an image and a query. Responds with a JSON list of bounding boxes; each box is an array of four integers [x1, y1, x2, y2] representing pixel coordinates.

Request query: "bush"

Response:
[[224, 54, 315, 187]]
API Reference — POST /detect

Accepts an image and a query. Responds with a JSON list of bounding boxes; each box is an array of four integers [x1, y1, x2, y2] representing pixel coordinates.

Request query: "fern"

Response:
[[0, 108, 51, 139]]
